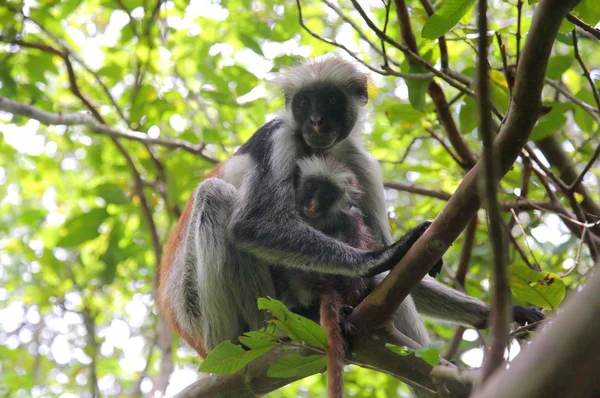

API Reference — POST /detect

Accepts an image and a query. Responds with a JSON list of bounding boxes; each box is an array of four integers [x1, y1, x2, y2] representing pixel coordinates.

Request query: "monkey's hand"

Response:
[[339, 305, 357, 356], [513, 305, 545, 326], [363, 220, 441, 278], [428, 259, 443, 278]]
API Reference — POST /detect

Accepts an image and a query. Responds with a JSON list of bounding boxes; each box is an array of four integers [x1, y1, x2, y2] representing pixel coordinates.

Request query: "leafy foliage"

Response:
[[0, 0, 598, 396], [509, 264, 566, 310], [386, 342, 444, 367]]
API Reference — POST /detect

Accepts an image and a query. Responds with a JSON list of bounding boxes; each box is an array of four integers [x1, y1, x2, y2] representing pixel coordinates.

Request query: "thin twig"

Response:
[[544, 79, 600, 124], [561, 227, 587, 277], [567, 13, 600, 40], [567, 143, 600, 191], [495, 33, 513, 96], [507, 319, 549, 338], [572, 30, 600, 111], [320, 0, 400, 70], [0, 96, 217, 162], [296, 0, 433, 79], [350, 0, 475, 95], [502, 219, 535, 270], [425, 128, 466, 168], [510, 209, 541, 270], [516, 0, 523, 65], [383, 181, 452, 200]]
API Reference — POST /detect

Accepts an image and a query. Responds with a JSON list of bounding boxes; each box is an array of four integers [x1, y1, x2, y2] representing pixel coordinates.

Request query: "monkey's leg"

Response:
[[411, 276, 544, 329], [411, 276, 491, 327], [185, 178, 246, 351]]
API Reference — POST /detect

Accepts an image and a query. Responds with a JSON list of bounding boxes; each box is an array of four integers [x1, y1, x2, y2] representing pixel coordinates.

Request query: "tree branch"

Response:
[[477, 0, 511, 380], [392, 0, 478, 169], [349, 0, 581, 335], [566, 13, 600, 40], [0, 96, 217, 163]]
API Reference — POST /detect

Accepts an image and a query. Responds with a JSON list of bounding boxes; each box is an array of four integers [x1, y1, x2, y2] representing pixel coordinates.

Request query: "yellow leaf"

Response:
[[574, 192, 584, 203], [489, 70, 508, 88], [367, 80, 378, 100]]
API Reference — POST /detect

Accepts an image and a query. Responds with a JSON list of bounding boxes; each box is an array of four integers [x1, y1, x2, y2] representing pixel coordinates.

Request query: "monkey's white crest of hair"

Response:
[[298, 156, 362, 200], [273, 56, 369, 102]]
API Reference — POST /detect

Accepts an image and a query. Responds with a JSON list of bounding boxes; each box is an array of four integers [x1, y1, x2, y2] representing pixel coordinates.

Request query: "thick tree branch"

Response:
[[477, 0, 511, 380], [177, 334, 472, 397], [349, 0, 581, 333]]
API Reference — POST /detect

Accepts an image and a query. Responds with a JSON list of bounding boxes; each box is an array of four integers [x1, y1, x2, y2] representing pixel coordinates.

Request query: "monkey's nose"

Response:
[[310, 116, 323, 126], [304, 200, 320, 218]]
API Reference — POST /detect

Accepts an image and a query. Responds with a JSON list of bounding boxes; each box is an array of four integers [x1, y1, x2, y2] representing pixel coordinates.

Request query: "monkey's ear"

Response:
[[284, 93, 292, 107], [354, 75, 369, 106]]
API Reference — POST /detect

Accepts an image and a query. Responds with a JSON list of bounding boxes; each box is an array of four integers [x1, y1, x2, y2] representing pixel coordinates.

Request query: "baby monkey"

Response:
[[295, 155, 377, 398]]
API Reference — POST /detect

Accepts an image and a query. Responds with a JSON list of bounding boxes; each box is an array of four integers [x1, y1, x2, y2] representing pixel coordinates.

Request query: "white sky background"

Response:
[[0, 0, 588, 396]]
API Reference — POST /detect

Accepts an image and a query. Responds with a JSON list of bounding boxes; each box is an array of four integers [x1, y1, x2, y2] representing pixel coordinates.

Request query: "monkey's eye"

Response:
[[296, 96, 309, 110], [303, 182, 313, 191], [328, 97, 337, 105]]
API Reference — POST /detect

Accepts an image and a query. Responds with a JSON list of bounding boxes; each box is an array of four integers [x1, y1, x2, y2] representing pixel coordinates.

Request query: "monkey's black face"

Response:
[[299, 177, 343, 219], [291, 85, 358, 150]]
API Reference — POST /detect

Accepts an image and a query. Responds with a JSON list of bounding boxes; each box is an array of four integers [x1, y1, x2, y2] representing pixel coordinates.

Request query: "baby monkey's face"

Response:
[[298, 177, 343, 219]]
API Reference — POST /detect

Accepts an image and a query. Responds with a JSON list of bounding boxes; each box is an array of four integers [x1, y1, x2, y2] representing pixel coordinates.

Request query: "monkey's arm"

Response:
[[412, 276, 544, 328], [230, 172, 430, 277]]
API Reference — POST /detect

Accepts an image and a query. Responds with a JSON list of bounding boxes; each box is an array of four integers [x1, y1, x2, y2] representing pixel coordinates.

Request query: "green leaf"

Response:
[[509, 264, 566, 310], [238, 32, 263, 56], [56, 208, 109, 248], [573, 0, 600, 27], [459, 96, 477, 133], [100, 222, 125, 284], [258, 298, 327, 349], [94, 183, 128, 205], [530, 104, 569, 141], [198, 340, 276, 374], [18, 209, 47, 226], [546, 54, 573, 80], [385, 104, 427, 124], [421, 0, 476, 39], [267, 354, 327, 378], [386, 342, 443, 366], [406, 64, 431, 111], [239, 330, 279, 349]]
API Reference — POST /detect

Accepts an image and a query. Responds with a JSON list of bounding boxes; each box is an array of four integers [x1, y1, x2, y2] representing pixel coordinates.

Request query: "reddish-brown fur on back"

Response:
[[157, 163, 224, 358]]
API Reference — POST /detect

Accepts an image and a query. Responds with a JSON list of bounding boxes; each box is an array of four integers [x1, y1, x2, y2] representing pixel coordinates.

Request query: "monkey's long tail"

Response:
[[320, 291, 345, 398]]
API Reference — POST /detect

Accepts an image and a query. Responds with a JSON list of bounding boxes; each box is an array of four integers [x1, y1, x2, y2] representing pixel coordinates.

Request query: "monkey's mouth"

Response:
[[303, 132, 337, 149], [303, 206, 321, 218]]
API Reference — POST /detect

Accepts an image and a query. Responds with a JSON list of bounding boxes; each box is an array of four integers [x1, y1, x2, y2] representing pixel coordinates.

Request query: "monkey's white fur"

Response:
[[274, 56, 368, 104]]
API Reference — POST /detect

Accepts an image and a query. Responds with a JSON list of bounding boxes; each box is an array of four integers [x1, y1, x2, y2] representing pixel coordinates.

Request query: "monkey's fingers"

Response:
[[513, 305, 545, 326], [428, 259, 443, 278], [339, 306, 357, 356], [405, 220, 433, 244]]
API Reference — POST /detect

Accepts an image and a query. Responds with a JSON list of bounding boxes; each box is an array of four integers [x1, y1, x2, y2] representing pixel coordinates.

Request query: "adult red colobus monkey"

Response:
[[157, 57, 543, 367]]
